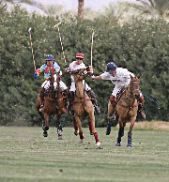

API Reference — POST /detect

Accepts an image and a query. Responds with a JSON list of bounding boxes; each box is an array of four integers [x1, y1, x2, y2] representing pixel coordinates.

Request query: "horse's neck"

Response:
[[121, 87, 136, 105], [75, 80, 85, 99]]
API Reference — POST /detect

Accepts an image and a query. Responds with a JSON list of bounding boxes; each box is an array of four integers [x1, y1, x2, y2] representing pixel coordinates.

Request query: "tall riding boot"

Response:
[[106, 95, 117, 135], [62, 89, 68, 104], [87, 90, 101, 114], [68, 91, 75, 114], [61, 89, 69, 112], [138, 95, 146, 120], [39, 87, 45, 112]]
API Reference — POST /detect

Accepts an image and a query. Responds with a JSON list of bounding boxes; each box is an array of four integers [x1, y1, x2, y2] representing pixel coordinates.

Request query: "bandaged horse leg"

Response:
[[116, 122, 124, 146], [106, 95, 117, 135], [56, 115, 63, 140], [127, 118, 135, 147], [87, 90, 101, 114], [88, 112, 96, 135], [88, 112, 101, 147], [42, 112, 49, 137]]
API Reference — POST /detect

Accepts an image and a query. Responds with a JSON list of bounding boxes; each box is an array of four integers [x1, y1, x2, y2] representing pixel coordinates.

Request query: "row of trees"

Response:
[[0, 1, 169, 126]]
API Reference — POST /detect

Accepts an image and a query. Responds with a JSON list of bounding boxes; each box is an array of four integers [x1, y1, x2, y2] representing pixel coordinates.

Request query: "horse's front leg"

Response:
[[56, 115, 63, 140], [74, 114, 84, 142], [127, 118, 135, 147], [43, 112, 49, 137], [73, 116, 79, 136], [106, 101, 114, 135], [116, 121, 125, 146], [88, 111, 101, 148]]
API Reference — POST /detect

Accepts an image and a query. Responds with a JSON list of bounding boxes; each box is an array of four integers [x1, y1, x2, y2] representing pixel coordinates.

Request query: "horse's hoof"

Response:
[[96, 142, 103, 149], [58, 135, 63, 140], [43, 132, 48, 137], [115, 143, 121, 146], [74, 130, 79, 136], [79, 139, 83, 144]]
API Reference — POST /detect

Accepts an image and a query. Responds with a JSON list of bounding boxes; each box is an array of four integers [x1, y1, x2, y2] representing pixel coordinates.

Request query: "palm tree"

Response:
[[121, 0, 169, 19], [4, 0, 64, 16], [78, 0, 84, 19]]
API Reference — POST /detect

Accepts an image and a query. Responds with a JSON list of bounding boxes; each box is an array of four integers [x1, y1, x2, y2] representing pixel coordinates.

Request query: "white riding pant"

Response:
[[111, 84, 143, 97], [41, 80, 67, 91], [69, 80, 91, 92]]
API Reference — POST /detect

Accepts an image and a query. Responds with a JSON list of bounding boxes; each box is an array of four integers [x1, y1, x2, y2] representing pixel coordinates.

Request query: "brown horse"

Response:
[[36, 74, 68, 139], [107, 76, 140, 147], [71, 69, 101, 148]]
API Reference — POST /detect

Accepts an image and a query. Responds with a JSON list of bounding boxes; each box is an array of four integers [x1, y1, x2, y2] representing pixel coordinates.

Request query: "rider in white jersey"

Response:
[[92, 61, 146, 119], [67, 52, 100, 114]]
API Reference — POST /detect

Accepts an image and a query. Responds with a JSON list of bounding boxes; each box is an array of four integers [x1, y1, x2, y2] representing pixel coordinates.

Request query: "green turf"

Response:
[[0, 126, 169, 182]]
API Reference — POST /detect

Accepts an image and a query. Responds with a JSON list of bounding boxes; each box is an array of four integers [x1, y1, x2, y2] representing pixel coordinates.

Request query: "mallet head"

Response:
[[28, 27, 32, 34]]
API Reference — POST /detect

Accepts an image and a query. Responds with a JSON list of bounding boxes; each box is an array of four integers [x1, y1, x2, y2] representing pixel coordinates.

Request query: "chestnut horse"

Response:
[[71, 69, 101, 148], [107, 76, 140, 147], [36, 74, 67, 139]]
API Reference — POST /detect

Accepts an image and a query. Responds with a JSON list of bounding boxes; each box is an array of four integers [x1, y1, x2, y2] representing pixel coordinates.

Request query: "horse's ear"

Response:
[[137, 74, 141, 79], [130, 74, 133, 79]]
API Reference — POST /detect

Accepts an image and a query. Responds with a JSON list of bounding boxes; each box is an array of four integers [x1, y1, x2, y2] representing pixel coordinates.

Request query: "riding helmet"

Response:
[[106, 62, 117, 72], [45, 54, 55, 61]]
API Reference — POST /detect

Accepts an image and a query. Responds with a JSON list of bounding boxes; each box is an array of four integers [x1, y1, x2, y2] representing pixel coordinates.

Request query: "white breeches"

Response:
[[69, 81, 91, 92], [111, 84, 143, 97], [41, 80, 67, 91], [111, 85, 123, 97]]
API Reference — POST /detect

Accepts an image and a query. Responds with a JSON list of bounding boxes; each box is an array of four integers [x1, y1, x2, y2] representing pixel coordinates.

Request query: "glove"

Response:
[[91, 75, 96, 80], [33, 73, 38, 79]]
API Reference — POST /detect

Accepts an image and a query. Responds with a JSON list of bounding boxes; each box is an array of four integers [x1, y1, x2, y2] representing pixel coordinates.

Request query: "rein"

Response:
[[116, 84, 139, 110]]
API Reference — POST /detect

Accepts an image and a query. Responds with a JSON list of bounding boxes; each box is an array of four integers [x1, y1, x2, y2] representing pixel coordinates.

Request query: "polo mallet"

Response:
[[28, 27, 36, 72], [90, 28, 95, 72], [54, 22, 66, 64]]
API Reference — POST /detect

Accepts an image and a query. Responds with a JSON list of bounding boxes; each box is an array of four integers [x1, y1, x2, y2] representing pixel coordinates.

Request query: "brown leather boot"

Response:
[[87, 90, 101, 114], [68, 91, 75, 114]]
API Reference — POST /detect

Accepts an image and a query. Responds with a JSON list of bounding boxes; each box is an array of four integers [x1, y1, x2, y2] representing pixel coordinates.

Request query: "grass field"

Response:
[[0, 123, 169, 182]]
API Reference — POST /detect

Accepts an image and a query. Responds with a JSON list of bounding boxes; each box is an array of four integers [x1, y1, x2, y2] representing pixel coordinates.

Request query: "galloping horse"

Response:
[[36, 74, 67, 139], [71, 69, 101, 148], [108, 76, 140, 147]]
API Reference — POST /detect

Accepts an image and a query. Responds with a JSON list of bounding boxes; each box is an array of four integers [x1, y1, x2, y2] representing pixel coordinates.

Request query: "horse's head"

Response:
[[73, 69, 87, 82], [72, 69, 88, 99], [129, 75, 140, 97], [53, 74, 60, 90]]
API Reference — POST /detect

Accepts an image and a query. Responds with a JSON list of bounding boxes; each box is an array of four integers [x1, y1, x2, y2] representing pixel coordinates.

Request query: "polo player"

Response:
[[34, 54, 68, 112], [67, 52, 100, 114], [92, 60, 146, 132]]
